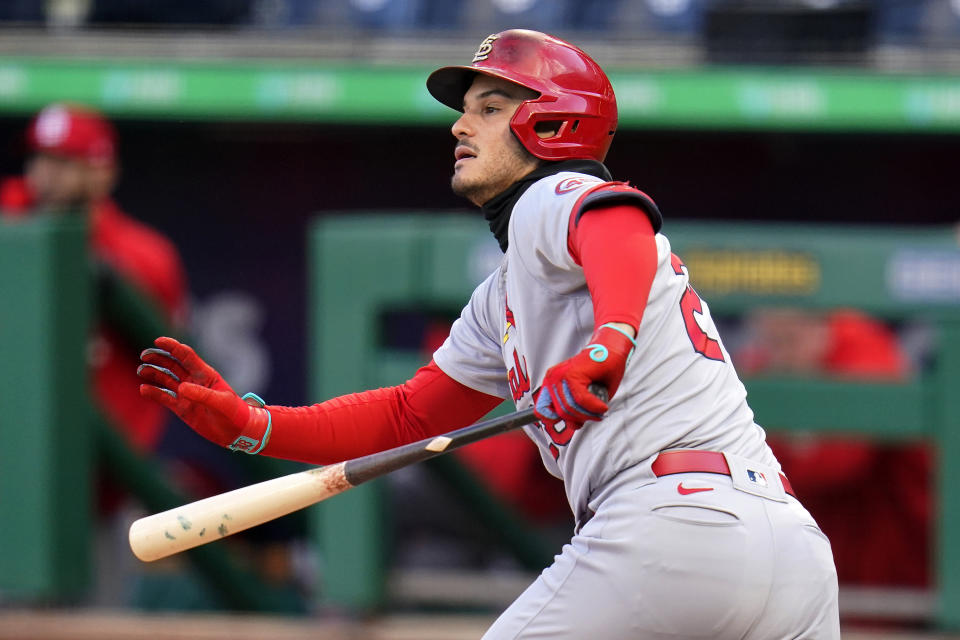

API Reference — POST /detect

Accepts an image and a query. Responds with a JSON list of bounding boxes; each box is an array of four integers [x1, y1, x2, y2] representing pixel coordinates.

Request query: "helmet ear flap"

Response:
[[510, 93, 615, 162]]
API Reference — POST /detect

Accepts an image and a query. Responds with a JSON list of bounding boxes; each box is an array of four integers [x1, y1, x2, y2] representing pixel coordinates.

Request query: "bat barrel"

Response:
[[129, 462, 350, 562]]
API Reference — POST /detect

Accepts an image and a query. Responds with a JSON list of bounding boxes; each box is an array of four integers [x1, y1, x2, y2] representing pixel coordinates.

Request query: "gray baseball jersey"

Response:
[[435, 170, 776, 525], [433, 169, 839, 638]]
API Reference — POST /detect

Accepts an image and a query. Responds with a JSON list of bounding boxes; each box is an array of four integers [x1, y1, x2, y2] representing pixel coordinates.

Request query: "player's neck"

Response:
[[481, 160, 612, 252]]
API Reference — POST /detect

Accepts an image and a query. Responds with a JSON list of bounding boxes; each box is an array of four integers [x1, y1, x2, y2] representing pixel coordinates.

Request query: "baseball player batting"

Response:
[[138, 29, 839, 639]]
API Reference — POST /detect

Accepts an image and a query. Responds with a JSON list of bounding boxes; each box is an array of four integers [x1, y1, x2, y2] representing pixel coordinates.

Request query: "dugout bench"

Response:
[[309, 214, 960, 626]]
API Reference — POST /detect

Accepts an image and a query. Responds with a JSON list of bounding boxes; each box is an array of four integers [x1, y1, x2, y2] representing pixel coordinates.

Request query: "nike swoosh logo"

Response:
[[677, 482, 715, 495]]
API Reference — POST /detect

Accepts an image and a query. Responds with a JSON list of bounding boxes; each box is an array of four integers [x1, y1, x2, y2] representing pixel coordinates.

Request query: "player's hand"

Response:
[[533, 324, 636, 430], [138, 337, 271, 452]]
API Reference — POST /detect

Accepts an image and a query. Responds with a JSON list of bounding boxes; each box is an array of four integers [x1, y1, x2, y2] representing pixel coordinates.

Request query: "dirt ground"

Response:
[[0, 611, 958, 640]]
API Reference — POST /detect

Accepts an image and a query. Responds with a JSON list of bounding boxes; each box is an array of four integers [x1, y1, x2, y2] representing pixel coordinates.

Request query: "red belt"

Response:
[[652, 450, 797, 499]]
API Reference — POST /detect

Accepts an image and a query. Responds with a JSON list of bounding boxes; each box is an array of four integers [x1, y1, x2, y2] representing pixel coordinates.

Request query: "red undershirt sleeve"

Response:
[[568, 203, 659, 331], [261, 360, 503, 465]]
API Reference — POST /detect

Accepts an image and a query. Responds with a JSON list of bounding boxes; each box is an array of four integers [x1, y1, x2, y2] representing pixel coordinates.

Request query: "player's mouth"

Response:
[[454, 144, 477, 167]]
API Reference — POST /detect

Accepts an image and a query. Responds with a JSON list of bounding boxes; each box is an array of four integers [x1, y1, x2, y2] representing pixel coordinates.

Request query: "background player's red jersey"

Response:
[[1, 178, 188, 450]]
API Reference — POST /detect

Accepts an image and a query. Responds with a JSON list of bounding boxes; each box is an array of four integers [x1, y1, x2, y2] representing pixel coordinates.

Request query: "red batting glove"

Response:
[[137, 336, 272, 453], [533, 324, 636, 430]]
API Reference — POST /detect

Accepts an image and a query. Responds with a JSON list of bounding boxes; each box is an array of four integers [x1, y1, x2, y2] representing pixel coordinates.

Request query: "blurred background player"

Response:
[[737, 308, 932, 590], [1, 103, 189, 456]]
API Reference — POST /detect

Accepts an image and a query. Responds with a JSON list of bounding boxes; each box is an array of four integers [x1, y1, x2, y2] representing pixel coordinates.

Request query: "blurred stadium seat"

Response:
[[87, 0, 253, 26], [0, 1, 43, 23], [486, 0, 566, 32], [919, 0, 960, 43], [640, 0, 704, 34], [248, 0, 324, 27], [346, 0, 455, 30], [703, 0, 874, 64], [874, 0, 929, 44]]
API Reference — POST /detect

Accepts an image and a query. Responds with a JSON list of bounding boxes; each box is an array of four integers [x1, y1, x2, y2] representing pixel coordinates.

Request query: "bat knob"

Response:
[[587, 383, 609, 404]]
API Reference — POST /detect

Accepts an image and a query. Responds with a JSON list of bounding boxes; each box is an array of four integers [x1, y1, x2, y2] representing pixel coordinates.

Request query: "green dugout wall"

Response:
[[0, 217, 93, 600], [310, 214, 960, 626]]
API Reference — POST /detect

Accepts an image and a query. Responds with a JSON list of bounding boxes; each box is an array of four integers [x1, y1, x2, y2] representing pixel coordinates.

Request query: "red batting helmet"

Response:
[[427, 29, 617, 163], [26, 103, 116, 166]]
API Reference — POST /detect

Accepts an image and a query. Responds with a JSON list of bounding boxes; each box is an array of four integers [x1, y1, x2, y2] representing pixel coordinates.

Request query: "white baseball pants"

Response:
[[483, 470, 840, 639]]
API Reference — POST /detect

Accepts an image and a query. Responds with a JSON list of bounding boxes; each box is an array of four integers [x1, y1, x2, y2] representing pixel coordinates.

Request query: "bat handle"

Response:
[[588, 383, 609, 404]]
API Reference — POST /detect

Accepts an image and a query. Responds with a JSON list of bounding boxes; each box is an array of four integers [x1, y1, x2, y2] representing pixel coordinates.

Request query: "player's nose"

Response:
[[451, 112, 474, 139]]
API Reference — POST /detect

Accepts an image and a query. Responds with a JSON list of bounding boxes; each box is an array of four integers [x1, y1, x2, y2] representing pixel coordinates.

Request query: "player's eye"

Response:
[[483, 105, 500, 115]]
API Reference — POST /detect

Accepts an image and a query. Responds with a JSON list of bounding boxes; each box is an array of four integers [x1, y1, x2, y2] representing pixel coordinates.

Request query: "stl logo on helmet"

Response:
[[472, 34, 499, 63]]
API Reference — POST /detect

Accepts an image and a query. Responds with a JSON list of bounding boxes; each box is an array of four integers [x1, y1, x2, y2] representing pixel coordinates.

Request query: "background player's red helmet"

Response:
[[26, 103, 116, 166], [427, 29, 617, 163]]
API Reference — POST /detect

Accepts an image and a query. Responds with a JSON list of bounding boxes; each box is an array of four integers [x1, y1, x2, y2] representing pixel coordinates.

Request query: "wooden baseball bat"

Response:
[[129, 384, 606, 562]]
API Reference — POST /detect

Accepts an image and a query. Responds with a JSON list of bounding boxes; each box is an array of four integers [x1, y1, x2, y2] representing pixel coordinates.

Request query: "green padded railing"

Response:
[[309, 214, 960, 627], [0, 217, 93, 600]]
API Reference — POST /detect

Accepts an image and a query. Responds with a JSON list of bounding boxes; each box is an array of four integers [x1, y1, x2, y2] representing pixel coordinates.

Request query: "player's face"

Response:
[[25, 153, 93, 213], [450, 75, 541, 206]]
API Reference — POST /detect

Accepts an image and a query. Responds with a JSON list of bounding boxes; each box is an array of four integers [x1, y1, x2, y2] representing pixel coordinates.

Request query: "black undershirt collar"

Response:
[[481, 159, 613, 253]]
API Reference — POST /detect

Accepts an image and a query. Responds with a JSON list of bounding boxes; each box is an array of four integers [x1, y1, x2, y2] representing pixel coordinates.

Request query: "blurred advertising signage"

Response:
[[4, 59, 960, 130], [684, 249, 820, 296], [256, 72, 342, 110], [887, 249, 960, 304], [737, 80, 826, 121], [102, 70, 183, 107]]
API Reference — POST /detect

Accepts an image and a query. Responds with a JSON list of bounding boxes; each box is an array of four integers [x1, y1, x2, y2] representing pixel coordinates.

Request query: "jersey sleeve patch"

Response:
[[555, 175, 605, 195], [573, 182, 663, 233]]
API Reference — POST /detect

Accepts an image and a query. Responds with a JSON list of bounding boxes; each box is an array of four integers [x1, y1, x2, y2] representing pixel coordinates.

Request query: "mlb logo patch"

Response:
[[724, 452, 789, 502], [746, 469, 767, 487]]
